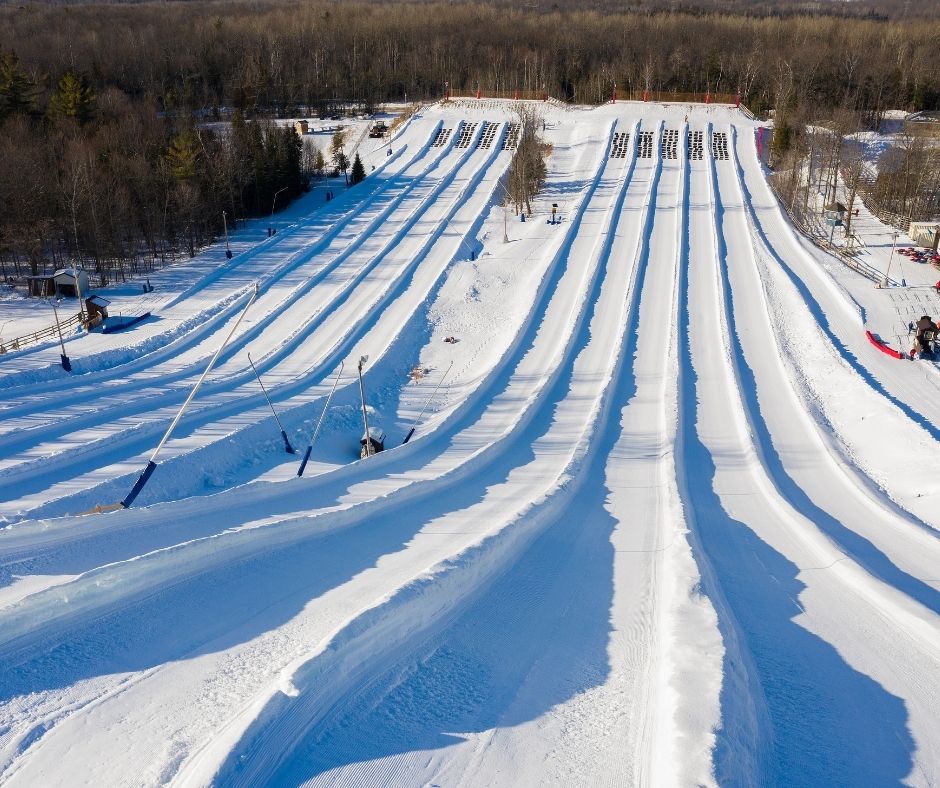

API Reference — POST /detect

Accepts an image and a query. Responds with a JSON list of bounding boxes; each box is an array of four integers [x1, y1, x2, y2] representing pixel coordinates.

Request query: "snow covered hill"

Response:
[[0, 99, 938, 787]]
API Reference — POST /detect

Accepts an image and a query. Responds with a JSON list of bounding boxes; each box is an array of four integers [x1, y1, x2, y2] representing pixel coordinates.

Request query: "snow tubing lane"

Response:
[[864, 330, 905, 360]]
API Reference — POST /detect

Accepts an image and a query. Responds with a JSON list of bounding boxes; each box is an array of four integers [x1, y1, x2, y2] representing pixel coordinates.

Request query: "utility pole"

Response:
[[357, 355, 372, 457]]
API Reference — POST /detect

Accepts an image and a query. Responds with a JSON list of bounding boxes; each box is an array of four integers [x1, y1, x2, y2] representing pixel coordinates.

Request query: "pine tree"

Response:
[[49, 71, 96, 123], [0, 51, 37, 120], [349, 153, 366, 186], [165, 132, 200, 180]]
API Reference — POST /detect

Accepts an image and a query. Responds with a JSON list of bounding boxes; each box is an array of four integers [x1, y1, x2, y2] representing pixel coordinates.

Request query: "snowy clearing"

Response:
[[0, 99, 938, 787]]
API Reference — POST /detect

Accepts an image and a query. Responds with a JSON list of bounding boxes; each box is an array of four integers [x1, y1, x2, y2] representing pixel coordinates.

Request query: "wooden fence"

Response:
[[0, 311, 82, 355], [447, 90, 744, 107], [768, 174, 896, 286]]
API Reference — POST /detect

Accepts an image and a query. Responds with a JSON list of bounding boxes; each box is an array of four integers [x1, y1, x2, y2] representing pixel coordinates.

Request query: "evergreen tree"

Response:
[[771, 116, 794, 162], [49, 71, 96, 123], [349, 153, 365, 186], [0, 51, 37, 120], [165, 132, 200, 180]]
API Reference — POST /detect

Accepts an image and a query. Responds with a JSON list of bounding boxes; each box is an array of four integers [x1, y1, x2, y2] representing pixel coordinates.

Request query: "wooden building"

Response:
[[26, 274, 56, 297], [52, 268, 90, 298], [85, 295, 110, 325]]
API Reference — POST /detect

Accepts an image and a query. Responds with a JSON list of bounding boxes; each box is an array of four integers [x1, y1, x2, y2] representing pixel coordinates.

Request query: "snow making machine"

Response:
[[360, 426, 386, 458]]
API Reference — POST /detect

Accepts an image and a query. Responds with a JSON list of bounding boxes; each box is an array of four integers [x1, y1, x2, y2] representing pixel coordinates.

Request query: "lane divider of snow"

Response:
[[0, 120, 619, 554], [198, 118, 663, 788], [0, 121, 629, 652], [3, 128, 510, 513], [0, 125, 437, 403]]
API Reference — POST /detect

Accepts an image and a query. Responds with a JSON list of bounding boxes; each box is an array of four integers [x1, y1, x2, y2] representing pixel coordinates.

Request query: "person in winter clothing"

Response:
[[913, 315, 938, 356]]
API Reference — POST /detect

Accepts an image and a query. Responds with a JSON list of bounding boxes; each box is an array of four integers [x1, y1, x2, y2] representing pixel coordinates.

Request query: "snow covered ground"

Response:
[[0, 99, 938, 787]]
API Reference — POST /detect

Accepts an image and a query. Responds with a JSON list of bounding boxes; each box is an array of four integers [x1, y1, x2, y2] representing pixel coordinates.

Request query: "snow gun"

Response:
[[297, 361, 344, 477], [82, 283, 260, 515], [402, 360, 453, 444]]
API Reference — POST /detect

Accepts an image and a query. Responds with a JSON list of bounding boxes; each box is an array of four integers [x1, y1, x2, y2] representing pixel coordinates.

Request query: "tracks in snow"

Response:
[[1, 108, 938, 787], [679, 122, 940, 783]]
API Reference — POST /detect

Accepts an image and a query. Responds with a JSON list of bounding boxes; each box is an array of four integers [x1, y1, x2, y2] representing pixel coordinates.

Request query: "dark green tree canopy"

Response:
[[349, 153, 365, 186], [49, 71, 96, 123], [0, 50, 37, 120]]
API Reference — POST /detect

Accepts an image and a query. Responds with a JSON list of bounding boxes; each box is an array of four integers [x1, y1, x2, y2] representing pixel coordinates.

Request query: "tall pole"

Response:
[[357, 355, 372, 457], [118, 283, 259, 509], [402, 361, 453, 444], [50, 301, 71, 372], [269, 187, 288, 237], [297, 361, 344, 476], [271, 187, 288, 219], [884, 230, 899, 287], [74, 267, 86, 324], [223, 210, 232, 259], [247, 351, 295, 454]]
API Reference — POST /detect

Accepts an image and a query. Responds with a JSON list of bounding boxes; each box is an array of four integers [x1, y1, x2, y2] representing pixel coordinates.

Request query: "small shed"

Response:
[[26, 274, 56, 297], [909, 221, 940, 251], [294, 119, 309, 135], [53, 268, 90, 298], [85, 295, 110, 323]]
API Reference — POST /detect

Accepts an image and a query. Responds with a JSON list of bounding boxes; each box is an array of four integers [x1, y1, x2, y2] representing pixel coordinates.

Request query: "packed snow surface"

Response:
[[1, 99, 939, 787]]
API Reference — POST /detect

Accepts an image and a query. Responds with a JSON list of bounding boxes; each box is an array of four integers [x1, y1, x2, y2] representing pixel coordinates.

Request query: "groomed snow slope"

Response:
[[0, 101, 938, 787]]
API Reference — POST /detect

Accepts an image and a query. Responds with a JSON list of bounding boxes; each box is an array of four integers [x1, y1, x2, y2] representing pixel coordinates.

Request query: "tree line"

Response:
[[2, 0, 939, 282], [0, 49, 307, 284]]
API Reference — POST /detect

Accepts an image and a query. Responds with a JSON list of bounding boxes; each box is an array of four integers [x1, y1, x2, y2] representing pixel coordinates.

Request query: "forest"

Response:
[[1, 0, 939, 283]]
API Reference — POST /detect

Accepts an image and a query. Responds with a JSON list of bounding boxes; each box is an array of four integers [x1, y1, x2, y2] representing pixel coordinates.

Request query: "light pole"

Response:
[[357, 354, 372, 457], [269, 187, 288, 236], [884, 230, 900, 287], [48, 300, 72, 371], [222, 210, 232, 259]]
